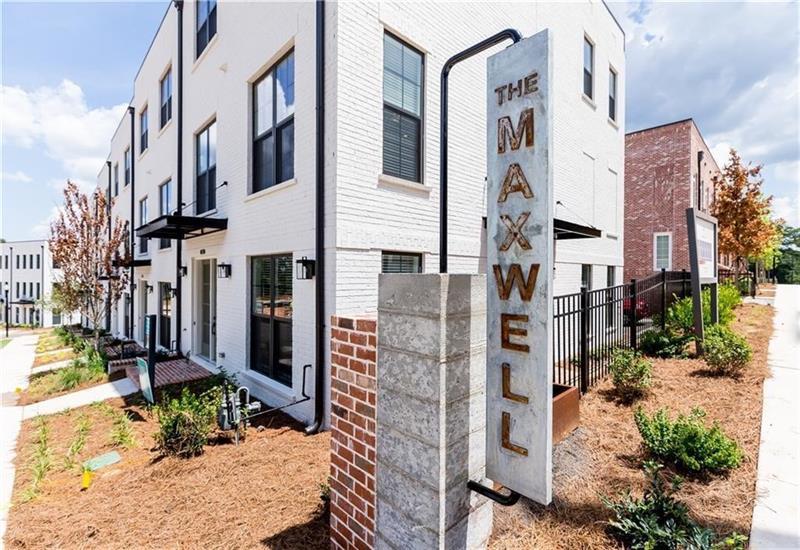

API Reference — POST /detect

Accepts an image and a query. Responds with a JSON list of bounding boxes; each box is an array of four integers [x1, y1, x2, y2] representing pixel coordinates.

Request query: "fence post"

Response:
[[629, 279, 637, 350], [580, 285, 589, 394], [751, 271, 757, 298], [681, 269, 687, 298], [661, 268, 667, 331]]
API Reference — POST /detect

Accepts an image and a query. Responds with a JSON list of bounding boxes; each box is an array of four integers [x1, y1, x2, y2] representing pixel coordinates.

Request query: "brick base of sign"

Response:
[[329, 315, 378, 550]]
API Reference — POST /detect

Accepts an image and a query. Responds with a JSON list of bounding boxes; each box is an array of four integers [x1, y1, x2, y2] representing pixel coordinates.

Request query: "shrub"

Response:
[[609, 348, 652, 400], [154, 387, 218, 457], [634, 407, 743, 473], [639, 329, 690, 359], [110, 411, 137, 449], [704, 325, 752, 376], [665, 284, 741, 336], [54, 347, 107, 392], [602, 461, 747, 550]]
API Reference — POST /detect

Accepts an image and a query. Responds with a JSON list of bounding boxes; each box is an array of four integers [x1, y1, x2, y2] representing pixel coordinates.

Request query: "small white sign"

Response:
[[485, 30, 553, 505], [696, 217, 716, 281]]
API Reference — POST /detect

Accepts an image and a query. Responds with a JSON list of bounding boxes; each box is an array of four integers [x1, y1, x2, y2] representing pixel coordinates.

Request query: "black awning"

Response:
[[136, 214, 228, 241], [112, 258, 151, 268], [554, 218, 602, 240]]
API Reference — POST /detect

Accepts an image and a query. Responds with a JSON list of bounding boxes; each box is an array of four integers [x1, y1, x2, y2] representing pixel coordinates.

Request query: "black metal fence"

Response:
[[719, 269, 757, 297], [553, 270, 692, 393]]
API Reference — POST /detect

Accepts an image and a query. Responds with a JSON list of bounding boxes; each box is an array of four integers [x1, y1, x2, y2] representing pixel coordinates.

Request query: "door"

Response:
[[139, 286, 149, 343], [159, 282, 173, 350], [196, 259, 217, 361], [250, 255, 293, 386]]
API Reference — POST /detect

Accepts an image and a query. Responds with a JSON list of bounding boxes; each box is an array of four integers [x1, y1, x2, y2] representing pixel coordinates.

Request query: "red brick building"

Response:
[[624, 119, 728, 280]]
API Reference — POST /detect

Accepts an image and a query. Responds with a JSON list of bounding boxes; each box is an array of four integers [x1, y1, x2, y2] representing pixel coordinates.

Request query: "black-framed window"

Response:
[[159, 180, 172, 249], [124, 149, 131, 185], [581, 264, 593, 290], [159, 282, 172, 350], [196, 121, 217, 214], [23, 255, 27, 269], [606, 265, 616, 325], [16, 255, 20, 269], [383, 33, 423, 183], [36, 282, 40, 299], [140, 108, 149, 153], [381, 251, 422, 274], [15, 282, 19, 298], [139, 197, 149, 255], [160, 70, 172, 128], [608, 67, 617, 121], [583, 37, 594, 99], [252, 51, 295, 193], [196, 0, 217, 57], [36, 254, 40, 269], [114, 163, 119, 196], [250, 255, 293, 386]]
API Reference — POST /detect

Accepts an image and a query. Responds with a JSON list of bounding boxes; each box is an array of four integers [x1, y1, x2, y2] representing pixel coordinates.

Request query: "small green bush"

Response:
[[602, 461, 747, 550], [703, 325, 752, 376], [634, 407, 743, 473], [154, 387, 218, 457], [54, 347, 107, 392], [639, 329, 690, 359], [609, 348, 652, 400], [665, 284, 741, 337], [64, 413, 91, 469], [110, 411, 137, 449]]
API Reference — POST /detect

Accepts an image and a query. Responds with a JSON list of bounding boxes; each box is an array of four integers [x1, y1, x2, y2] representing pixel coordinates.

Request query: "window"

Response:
[[159, 282, 172, 349], [140, 108, 149, 153], [29, 254, 33, 268], [581, 264, 593, 290], [23, 255, 27, 269], [2, 255, 6, 269], [251, 255, 293, 386], [36, 254, 40, 269], [113, 163, 119, 196], [383, 33, 423, 183], [196, 0, 217, 57], [124, 149, 131, 185], [583, 37, 594, 99], [159, 180, 172, 249], [160, 70, 172, 128], [606, 266, 616, 325], [16, 255, 20, 269], [654, 233, 672, 270], [608, 68, 617, 121], [196, 121, 217, 214], [252, 51, 295, 193], [16, 282, 19, 298], [52, 310, 61, 325], [36, 282, 40, 299], [139, 198, 149, 255], [381, 252, 422, 274]]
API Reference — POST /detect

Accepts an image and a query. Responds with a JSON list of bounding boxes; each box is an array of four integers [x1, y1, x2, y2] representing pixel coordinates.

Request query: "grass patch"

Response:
[[63, 414, 91, 470], [19, 418, 52, 502], [0, 338, 9, 349], [110, 411, 137, 449]]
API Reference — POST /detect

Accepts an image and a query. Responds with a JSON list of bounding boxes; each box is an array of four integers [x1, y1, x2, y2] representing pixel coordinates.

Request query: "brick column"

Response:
[[329, 314, 377, 550]]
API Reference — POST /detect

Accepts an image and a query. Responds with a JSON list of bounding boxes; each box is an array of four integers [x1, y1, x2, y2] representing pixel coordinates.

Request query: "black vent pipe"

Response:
[[174, 0, 184, 353], [697, 150, 704, 211], [305, 0, 326, 435], [128, 106, 136, 339], [106, 160, 112, 332]]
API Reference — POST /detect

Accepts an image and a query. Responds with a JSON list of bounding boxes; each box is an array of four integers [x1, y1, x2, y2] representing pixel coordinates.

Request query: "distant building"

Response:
[[624, 119, 730, 281]]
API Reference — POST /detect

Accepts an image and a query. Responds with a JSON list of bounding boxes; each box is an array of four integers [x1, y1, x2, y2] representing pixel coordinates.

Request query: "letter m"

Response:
[[493, 263, 540, 301], [497, 108, 534, 154]]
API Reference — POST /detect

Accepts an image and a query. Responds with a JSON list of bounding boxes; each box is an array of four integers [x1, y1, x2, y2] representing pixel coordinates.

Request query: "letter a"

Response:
[[493, 263, 540, 301], [497, 163, 534, 203]]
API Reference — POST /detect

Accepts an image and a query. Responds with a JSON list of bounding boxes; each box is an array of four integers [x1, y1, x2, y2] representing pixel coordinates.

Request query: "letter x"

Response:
[[499, 212, 532, 251]]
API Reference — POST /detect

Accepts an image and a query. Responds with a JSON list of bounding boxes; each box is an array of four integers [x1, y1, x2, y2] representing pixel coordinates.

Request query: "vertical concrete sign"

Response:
[[485, 29, 553, 504]]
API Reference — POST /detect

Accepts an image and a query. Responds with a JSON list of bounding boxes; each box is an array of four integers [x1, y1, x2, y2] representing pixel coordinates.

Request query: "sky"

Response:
[[0, 0, 798, 241]]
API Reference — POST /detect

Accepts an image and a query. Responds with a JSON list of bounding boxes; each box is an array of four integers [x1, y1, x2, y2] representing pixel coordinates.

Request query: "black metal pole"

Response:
[[579, 285, 589, 394], [439, 28, 522, 273], [629, 279, 637, 350], [40, 244, 45, 328], [660, 268, 667, 331], [9, 247, 13, 329], [174, 0, 184, 354], [4, 290, 8, 337], [681, 268, 687, 298], [105, 160, 112, 333], [128, 106, 136, 339]]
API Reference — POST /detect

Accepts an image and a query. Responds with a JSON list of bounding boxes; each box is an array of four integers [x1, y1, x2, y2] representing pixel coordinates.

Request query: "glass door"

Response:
[[196, 259, 216, 360], [250, 255, 292, 386]]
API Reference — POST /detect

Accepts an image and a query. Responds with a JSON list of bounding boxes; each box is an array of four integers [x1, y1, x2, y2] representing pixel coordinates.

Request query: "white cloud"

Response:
[[31, 206, 62, 239], [0, 170, 33, 183], [772, 195, 799, 227], [0, 79, 126, 185]]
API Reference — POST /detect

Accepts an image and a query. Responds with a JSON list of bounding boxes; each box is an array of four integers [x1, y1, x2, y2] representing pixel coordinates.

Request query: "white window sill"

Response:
[[191, 34, 219, 74], [157, 118, 173, 137], [581, 94, 597, 110], [377, 173, 430, 195], [196, 208, 218, 218], [244, 178, 297, 203], [138, 147, 149, 161], [606, 233, 619, 240], [607, 117, 619, 130], [242, 368, 296, 401]]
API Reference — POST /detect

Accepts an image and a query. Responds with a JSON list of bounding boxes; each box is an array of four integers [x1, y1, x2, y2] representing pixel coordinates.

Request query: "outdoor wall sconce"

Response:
[[179, 266, 188, 277], [217, 263, 232, 279], [144, 283, 154, 294], [169, 286, 178, 297], [296, 257, 316, 280]]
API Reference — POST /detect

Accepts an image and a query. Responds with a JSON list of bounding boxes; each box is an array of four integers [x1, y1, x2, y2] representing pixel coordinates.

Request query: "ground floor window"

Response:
[[52, 310, 61, 325], [381, 251, 422, 273], [159, 282, 172, 350], [250, 255, 293, 386], [581, 264, 593, 290]]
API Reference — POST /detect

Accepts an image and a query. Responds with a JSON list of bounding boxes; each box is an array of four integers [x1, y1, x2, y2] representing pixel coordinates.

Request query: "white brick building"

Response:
[[97, 0, 625, 427]]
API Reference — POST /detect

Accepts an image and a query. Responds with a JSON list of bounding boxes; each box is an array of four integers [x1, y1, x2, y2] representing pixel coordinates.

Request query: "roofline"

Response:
[[0, 239, 48, 245], [625, 118, 694, 136], [601, 0, 627, 39]]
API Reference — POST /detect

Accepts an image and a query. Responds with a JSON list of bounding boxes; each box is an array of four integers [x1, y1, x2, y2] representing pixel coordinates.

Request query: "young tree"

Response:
[[49, 181, 130, 350], [711, 149, 778, 277]]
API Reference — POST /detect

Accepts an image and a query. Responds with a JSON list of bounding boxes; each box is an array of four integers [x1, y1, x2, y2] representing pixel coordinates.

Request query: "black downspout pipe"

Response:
[[9, 247, 13, 326], [41, 244, 45, 328], [438, 29, 522, 273], [174, 0, 184, 354], [697, 150, 704, 211], [105, 160, 112, 332], [306, 0, 325, 435], [128, 106, 136, 339]]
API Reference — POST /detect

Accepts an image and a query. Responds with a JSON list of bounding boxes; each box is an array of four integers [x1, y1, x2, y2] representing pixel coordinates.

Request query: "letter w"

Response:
[[497, 108, 534, 154], [493, 263, 540, 301]]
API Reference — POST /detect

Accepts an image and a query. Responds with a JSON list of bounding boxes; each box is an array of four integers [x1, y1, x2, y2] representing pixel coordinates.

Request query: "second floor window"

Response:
[[114, 163, 119, 196], [583, 37, 594, 99], [160, 70, 172, 128], [159, 180, 172, 249], [139, 198, 149, 255], [124, 148, 131, 185], [252, 51, 295, 193], [609, 68, 617, 121], [196, 0, 217, 57], [196, 121, 217, 214], [383, 33, 423, 183], [140, 108, 149, 153]]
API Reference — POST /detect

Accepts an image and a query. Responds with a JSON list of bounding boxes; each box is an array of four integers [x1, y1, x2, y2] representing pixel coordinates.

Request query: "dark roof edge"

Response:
[[625, 118, 694, 136]]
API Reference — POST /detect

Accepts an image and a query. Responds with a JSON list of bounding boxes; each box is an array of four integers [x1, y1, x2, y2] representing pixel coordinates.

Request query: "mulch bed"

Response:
[[32, 348, 76, 367], [490, 302, 774, 549], [5, 388, 330, 549]]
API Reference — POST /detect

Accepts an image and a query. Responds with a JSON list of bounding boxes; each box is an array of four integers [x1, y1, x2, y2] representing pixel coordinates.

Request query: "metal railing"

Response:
[[718, 269, 756, 297], [553, 269, 692, 393]]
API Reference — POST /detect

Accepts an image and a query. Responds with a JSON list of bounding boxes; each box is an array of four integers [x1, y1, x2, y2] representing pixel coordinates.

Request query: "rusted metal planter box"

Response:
[[552, 384, 580, 443]]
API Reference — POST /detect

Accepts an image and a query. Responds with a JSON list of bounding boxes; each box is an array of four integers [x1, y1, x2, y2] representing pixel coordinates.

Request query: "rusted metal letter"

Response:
[[493, 263, 540, 301], [502, 363, 529, 404], [497, 108, 534, 154], [501, 313, 529, 352], [497, 163, 534, 203], [501, 411, 529, 456]]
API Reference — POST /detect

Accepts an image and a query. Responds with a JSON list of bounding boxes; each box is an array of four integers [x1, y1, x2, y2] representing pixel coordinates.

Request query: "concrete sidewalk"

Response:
[[20, 378, 139, 420], [750, 284, 800, 549]]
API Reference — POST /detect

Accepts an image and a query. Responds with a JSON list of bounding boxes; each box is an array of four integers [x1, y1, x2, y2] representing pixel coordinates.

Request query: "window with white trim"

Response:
[[583, 36, 594, 99], [608, 67, 617, 121], [654, 233, 672, 270]]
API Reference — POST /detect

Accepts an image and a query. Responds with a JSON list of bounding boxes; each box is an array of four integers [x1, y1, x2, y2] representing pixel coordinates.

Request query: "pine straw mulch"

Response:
[[5, 386, 331, 550], [31, 348, 76, 367], [490, 302, 774, 549]]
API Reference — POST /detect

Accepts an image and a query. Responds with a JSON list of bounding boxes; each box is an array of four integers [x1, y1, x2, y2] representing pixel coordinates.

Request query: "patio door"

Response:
[[139, 286, 148, 343], [196, 259, 217, 361], [250, 255, 293, 387]]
